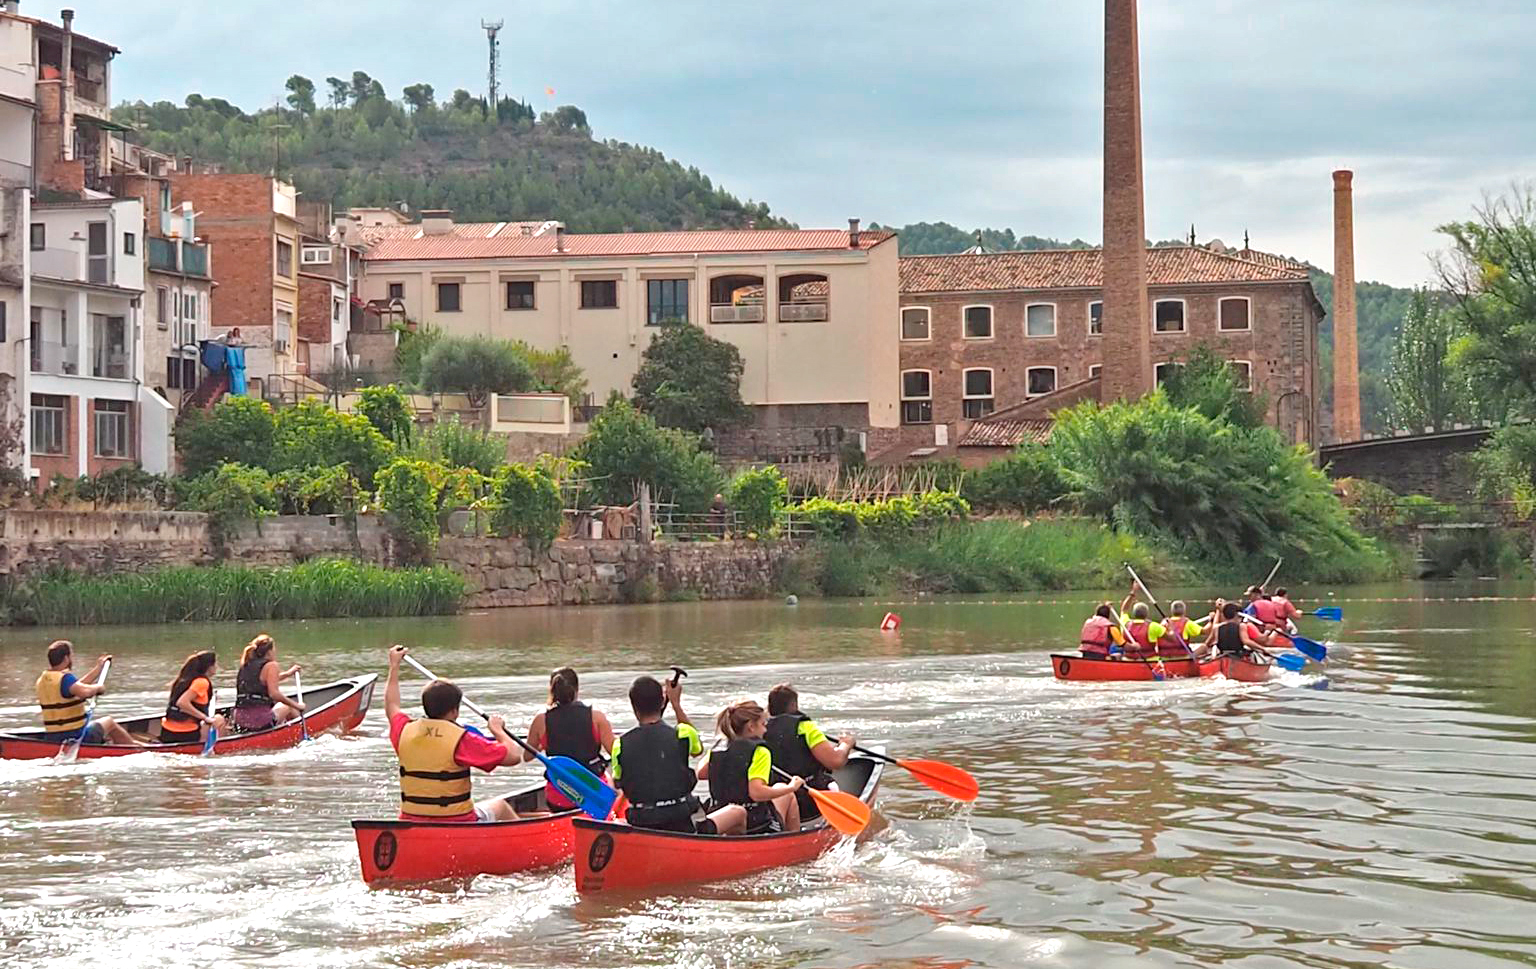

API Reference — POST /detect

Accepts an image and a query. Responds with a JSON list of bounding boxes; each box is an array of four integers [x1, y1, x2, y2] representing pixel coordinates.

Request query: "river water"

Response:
[[1, 583, 1534, 969]]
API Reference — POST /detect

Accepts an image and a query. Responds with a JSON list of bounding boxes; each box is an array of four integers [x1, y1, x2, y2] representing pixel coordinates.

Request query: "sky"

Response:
[[66, 0, 1536, 287]]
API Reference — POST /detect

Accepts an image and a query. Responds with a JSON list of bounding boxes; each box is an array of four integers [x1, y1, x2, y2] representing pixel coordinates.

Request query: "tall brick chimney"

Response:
[[1100, 0, 1152, 402], [1331, 169, 1361, 442]]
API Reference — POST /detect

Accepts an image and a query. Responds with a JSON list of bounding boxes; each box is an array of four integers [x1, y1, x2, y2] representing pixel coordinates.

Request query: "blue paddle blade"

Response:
[[201, 726, 218, 757], [1275, 653, 1307, 672], [543, 754, 618, 820], [1312, 607, 1343, 621], [1290, 636, 1328, 663]]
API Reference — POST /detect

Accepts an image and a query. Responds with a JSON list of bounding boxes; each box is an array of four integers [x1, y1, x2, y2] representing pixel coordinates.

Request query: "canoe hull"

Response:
[[352, 785, 577, 885], [573, 755, 883, 894], [1051, 654, 1272, 683], [0, 675, 376, 760]]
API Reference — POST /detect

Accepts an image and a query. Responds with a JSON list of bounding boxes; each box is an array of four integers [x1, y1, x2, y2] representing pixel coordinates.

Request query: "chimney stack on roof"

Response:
[[3, 2, 19, 16], [554, 224, 566, 252], [848, 218, 861, 248], [1099, 0, 1153, 402], [1332, 169, 1362, 442], [420, 209, 454, 236]]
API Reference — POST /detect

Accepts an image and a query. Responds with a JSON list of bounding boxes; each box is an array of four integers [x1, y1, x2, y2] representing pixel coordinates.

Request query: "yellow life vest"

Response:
[[397, 718, 473, 817], [36, 670, 88, 734]]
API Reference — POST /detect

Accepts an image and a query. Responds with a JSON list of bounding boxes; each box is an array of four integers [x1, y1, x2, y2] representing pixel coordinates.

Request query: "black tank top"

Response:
[[1216, 622, 1246, 655], [707, 738, 766, 806], [545, 701, 606, 775], [235, 656, 272, 708], [615, 721, 695, 807]]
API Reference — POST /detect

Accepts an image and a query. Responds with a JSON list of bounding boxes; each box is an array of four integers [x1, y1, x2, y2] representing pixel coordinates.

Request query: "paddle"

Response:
[[294, 669, 311, 742], [55, 659, 110, 765], [201, 686, 220, 757], [1260, 557, 1284, 591], [1274, 653, 1308, 672], [1126, 564, 1200, 664], [1310, 606, 1344, 621], [771, 766, 870, 836], [402, 655, 617, 821], [1239, 613, 1328, 664], [852, 745, 978, 802]]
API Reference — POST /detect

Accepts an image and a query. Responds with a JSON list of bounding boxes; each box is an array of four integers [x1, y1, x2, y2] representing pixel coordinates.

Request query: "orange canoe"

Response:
[[0, 675, 376, 760], [352, 785, 578, 885], [1051, 654, 1272, 683], [573, 755, 883, 894]]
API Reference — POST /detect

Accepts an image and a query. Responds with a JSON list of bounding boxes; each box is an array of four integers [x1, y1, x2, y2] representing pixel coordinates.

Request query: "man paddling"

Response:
[[35, 641, 141, 748], [612, 674, 738, 834], [384, 645, 524, 823], [764, 683, 854, 821]]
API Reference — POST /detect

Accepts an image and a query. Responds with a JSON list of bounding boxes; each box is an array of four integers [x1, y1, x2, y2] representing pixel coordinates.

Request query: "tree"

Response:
[[1383, 290, 1472, 433], [350, 71, 376, 106], [1435, 185, 1536, 420], [573, 397, 723, 513], [284, 75, 316, 115], [1469, 424, 1536, 520], [544, 105, 590, 134], [402, 83, 435, 114], [176, 396, 277, 476], [515, 342, 588, 404], [324, 77, 348, 111], [449, 89, 480, 113], [271, 399, 396, 487], [418, 334, 535, 408], [632, 323, 747, 432], [355, 384, 415, 445], [1160, 343, 1267, 429]]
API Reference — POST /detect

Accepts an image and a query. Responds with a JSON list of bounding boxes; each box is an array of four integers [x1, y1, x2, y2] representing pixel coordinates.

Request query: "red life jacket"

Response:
[[1249, 598, 1279, 626], [1080, 616, 1113, 653], [1124, 620, 1155, 658]]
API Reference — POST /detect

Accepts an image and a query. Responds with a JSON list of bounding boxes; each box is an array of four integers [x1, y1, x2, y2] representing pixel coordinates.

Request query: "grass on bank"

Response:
[[6, 558, 466, 625]]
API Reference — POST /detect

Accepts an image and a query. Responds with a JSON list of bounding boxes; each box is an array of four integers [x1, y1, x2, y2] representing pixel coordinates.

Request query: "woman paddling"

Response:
[[698, 700, 803, 835], [1205, 601, 1278, 664], [525, 667, 614, 811], [159, 650, 226, 745], [232, 635, 305, 733]]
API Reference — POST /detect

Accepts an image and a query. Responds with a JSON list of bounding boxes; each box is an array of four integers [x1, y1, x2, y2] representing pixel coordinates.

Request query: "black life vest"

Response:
[[1216, 621, 1246, 656], [546, 700, 607, 775], [707, 738, 767, 806], [615, 721, 695, 808], [764, 712, 830, 783], [164, 676, 212, 725], [235, 656, 272, 709]]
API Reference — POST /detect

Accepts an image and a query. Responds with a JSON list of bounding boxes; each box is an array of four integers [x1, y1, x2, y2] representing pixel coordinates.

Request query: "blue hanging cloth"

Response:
[[226, 345, 247, 396]]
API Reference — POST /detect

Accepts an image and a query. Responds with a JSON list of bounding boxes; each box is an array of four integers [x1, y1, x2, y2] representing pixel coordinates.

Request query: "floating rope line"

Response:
[[852, 595, 1536, 608]]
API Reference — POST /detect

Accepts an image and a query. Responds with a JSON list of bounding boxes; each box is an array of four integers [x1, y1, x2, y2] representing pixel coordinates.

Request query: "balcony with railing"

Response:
[[30, 340, 80, 376], [709, 274, 767, 324], [147, 236, 178, 273], [778, 274, 830, 323], [182, 243, 209, 277]]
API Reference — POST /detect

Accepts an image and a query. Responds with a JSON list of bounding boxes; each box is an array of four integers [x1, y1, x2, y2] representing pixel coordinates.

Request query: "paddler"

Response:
[[612, 674, 738, 834], [698, 700, 802, 834], [1206, 601, 1278, 662], [35, 640, 141, 747], [524, 667, 614, 811], [159, 650, 226, 745], [383, 644, 524, 822], [1118, 585, 1166, 661], [763, 683, 853, 821], [1243, 585, 1282, 630], [1271, 588, 1302, 634], [1079, 603, 1124, 658], [1157, 600, 1209, 658], [231, 634, 305, 732]]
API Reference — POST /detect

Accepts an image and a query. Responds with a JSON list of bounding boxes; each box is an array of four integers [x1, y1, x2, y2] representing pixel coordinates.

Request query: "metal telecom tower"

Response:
[[482, 20, 503, 114]]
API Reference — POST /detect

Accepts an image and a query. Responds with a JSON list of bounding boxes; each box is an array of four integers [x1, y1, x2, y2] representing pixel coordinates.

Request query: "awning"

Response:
[[76, 114, 133, 132]]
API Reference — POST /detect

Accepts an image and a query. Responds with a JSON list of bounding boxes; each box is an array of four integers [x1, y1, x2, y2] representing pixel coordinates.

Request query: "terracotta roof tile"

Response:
[[958, 419, 1054, 448], [900, 245, 1309, 295], [364, 227, 894, 262]]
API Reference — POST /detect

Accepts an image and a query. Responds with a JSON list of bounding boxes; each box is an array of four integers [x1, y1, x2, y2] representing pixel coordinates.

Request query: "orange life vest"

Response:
[[36, 670, 87, 734]]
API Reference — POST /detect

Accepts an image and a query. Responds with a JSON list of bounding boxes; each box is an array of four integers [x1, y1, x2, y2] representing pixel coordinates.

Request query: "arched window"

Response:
[[778, 273, 829, 322], [709, 274, 765, 323]]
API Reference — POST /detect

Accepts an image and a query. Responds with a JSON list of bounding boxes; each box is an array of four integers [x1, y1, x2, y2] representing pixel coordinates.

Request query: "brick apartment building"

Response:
[[294, 199, 361, 378], [882, 243, 1322, 465]]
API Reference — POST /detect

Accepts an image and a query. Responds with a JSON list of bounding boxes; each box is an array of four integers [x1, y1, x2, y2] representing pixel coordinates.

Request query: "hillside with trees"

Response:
[[115, 72, 785, 233]]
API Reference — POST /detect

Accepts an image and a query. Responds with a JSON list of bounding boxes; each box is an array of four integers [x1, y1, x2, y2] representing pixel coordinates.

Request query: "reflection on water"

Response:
[[1, 582, 1534, 968]]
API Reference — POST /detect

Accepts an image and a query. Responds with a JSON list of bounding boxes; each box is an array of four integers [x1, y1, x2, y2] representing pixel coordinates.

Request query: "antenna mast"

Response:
[[482, 19, 504, 117]]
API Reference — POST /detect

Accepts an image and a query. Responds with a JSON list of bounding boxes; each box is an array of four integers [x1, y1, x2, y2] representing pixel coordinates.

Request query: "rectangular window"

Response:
[[900, 307, 930, 341], [333, 297, 344, 323], [387, 282, 404, 301], [30, 394, 67, 455], [1088, 301, 1103, 336], [1025, 303, 1057, 338], [1219, 297, 1252, 332], [301, 246, 332, 265], [275, 239, 294, 278], [1026, 367, 1057, 397], [581, 279, 619, 309], [156, 287, 169, 329], [962, 369, 995, 419], [1088, 364, 1103, 380], [505, 280, 536, 310], [167, 356, 199, 390], [436, 282, 461, 312], [123, 232, 136, 256], [30, 223, 44, 251], [646, 279, 689, 325], [1231, 359, 1253, 391], [87, 221, 108, 284], [183, 292, 197, 321], [1154, 299, 1186, 333], [91, 315, 128, 378], [1154, 362, 1181, 386], [963, 305, 993, 340], [0, 301, 6, 342], [900, 370, 933, 425], [94, 400, 130, 458]]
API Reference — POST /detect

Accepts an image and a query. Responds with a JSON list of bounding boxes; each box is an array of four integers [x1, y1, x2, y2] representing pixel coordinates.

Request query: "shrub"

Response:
[[796, 496, 860, 539], [176, 396, 276, 476], [1160, 343, 1268, 429], [272, 399, 395, 487], [272, 465, 358, 516], [631, 323, 747, 432], [490, 462, 563, 550], [1337, 477, 1400, 532], [728, 467, 788, 534], [913, 489, 970, 526], [419, 334, 535, 407], [355, 384, 415, 444], [1469, 423, 1536, 521], [573, 397, 724, 513], [179, 462, 277, 537], [73, 465, 173, 507], [515, 342, 588, 404], [964, 442, 1067, 513], [376, 458, 440, 561], [395, 323, 443, 388], [406, 416, 506, 476], [1397, 493, 1457, 526]]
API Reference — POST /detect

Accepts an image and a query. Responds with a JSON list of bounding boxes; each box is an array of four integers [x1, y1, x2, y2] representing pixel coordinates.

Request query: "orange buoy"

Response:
[[880, 612, 901, 631]]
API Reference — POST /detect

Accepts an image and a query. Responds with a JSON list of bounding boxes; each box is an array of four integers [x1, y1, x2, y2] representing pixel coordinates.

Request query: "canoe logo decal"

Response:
[[1059, 659, 1071, 676], [588, 833, 615, 873], [373, 831, 398, 872]]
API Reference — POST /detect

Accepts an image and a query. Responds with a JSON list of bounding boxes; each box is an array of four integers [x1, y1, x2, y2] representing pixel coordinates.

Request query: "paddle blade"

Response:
[[1312, 607, 1343, 621], [1275, 653, 1307, 672], [543, 754, 618, 821], [1290, 636, 1328, 663], [201, 726, 218, 757], [896, 759, 979, 802], [54, 736, 83, 765], [809, 787, 871, 837], [609, 793, 628, 821]]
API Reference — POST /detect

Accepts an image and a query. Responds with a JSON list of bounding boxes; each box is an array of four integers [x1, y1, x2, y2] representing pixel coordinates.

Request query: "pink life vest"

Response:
[[1124, 620, 1156, 659], [1249, 597, 1280, 626], [1080, 616, 1113, 652]]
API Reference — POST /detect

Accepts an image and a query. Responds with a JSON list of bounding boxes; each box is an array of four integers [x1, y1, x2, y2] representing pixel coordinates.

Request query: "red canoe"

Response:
[[0, 675, 376, 760], [572, 755, 884, 894], [1051, 654, 1272, 683], [352, 785, 579, 885]]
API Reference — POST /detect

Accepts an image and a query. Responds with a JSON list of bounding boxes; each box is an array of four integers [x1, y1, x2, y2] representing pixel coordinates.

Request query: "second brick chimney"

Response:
[[1331, 170, 1361, 443], [1099, 0, 1152, 402]]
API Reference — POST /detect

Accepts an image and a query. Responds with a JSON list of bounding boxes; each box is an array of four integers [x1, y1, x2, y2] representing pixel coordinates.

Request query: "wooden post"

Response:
[[639, 482, 653, 544]]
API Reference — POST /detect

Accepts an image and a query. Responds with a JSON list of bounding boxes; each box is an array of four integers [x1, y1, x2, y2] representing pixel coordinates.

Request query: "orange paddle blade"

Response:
[[609, 793, 628, 821], [808, 787, 871, 837], [897, 759, 979, 802]]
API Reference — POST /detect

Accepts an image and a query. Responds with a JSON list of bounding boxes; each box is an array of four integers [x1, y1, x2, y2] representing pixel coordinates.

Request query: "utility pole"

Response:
[[482, 19, 503, 119]]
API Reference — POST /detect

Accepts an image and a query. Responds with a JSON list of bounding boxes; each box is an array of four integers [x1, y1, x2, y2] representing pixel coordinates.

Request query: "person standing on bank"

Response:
[[764, 683, 854, 820], [232, 634, 305, 733], [525, 667, 615, 811], [35, 641, 142, 747]]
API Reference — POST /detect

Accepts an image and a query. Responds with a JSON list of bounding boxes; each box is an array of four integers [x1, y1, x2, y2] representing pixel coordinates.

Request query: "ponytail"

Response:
[[715, 700, 764, 741], [549, 667, 578, 706], [241, 634, 274, 667]]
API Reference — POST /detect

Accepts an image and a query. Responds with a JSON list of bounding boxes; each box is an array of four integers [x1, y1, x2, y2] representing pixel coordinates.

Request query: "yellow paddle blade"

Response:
[[809, 787, 871, 837]]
